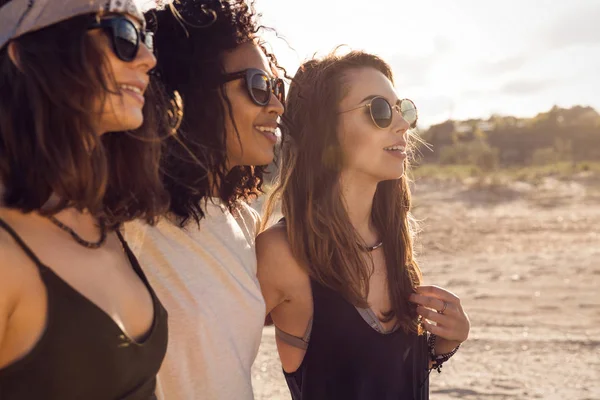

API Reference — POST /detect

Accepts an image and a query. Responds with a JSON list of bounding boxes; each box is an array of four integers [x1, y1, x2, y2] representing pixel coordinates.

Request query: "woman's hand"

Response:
[[410, 285, 470, 350]]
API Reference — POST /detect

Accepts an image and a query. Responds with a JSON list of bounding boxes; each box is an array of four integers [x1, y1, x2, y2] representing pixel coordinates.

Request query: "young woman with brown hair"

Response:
[[0, 1, 169, 398], [257, 51, 470, 399]]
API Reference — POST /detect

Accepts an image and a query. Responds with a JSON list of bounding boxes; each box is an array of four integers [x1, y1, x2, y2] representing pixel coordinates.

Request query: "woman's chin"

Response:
[[121, 110, 144, 130], [102, 114, 144, 134], [376, 168, 406, 182], [252, 148, 275, 167]]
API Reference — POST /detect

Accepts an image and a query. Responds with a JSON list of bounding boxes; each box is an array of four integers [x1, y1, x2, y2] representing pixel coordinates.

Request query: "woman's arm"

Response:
[[256, 227, 285, 316], [256, 223, 314, 372], [256, 223, 295, 317], [256, 222, 313, 324]]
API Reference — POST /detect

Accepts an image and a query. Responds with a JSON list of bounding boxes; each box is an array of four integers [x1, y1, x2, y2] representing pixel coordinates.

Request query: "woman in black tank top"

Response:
[[0, 1, 170, 399], [257, 52, 471, 399]]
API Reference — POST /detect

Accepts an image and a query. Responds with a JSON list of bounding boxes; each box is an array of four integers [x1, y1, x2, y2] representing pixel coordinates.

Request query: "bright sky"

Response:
[[142, 0, 600, 127]]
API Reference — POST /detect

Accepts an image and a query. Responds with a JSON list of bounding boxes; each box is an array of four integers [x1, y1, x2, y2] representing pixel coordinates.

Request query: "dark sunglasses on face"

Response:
[[88, 16, 154, 62], [339, 96, 418, 129], [222, 68, 285, 107]]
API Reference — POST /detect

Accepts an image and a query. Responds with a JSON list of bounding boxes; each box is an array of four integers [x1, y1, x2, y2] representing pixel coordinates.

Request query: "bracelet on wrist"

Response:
[[427, 333, 460, 373]]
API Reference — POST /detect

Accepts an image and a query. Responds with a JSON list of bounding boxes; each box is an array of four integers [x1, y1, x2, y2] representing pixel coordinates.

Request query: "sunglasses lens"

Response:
[[370, 97, 393, 128], [250, 73, 270, 105], [400, 99, 418, 127], [114, 19, 139, 61]]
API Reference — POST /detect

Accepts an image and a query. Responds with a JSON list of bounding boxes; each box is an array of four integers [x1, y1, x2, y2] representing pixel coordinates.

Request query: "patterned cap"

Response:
[[0, 0, 144, 49]]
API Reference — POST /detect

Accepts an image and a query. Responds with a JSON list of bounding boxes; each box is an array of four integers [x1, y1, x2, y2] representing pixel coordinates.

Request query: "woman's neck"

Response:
[[339, 172, 379, 246], [41, 194, 101, 233]]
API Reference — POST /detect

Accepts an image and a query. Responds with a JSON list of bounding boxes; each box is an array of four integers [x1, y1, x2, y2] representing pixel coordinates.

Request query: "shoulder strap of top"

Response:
[[0, 217, 47, 270], [115, 229, 141, 273], [115, 229, 153, 286]]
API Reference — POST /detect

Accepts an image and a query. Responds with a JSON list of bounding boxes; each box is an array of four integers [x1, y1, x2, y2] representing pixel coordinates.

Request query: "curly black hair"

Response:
[[147, 0, 283, 227]]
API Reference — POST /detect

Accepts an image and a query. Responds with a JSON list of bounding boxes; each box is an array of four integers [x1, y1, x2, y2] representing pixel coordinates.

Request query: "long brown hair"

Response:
[[0, 9, 169, 227], [263, 51, 422, 333]]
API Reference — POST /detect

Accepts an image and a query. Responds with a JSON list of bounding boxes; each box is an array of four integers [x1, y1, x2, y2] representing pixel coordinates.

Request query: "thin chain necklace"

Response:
[[47, 215, 107, 249], [364, 240, 383, 252]]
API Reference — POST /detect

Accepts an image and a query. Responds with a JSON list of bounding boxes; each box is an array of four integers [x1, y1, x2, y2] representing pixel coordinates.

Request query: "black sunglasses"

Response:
[[339, 96, 418, 129], [222, 68, 285, 106], [88, 16, 154, 62]]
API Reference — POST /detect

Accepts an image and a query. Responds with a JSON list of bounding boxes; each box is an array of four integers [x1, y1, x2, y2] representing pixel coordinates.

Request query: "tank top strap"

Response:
[[116, 229, 141, 272], [115, 229, 130, 254], [115, 228, 153, 288], [0, 217, 47, 272]]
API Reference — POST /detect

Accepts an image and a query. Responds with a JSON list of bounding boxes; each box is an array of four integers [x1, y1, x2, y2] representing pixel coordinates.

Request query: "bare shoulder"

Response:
[[256, 222, 309, 303], [256, 222, 300, 274], [0, 224, 32, 303], [0, 226, 30, 348], [256, 221, 288, 248]]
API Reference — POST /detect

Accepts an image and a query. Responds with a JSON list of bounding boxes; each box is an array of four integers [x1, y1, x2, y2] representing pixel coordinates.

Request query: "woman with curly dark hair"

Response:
[[0, 0, 170, 398], [124, 0, 284, 398]]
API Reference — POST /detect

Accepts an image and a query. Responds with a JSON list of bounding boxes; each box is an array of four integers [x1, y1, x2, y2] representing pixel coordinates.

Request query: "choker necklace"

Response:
[[364, 240, 383, 252], [47, 216, 107, 249]]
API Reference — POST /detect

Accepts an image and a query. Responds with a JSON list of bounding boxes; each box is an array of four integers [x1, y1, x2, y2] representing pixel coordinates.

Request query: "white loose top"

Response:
[[124, 200, 265, 400]]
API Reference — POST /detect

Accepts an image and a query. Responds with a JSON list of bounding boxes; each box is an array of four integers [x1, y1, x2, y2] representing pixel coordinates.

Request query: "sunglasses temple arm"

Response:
[[339, 104, 369, 114]]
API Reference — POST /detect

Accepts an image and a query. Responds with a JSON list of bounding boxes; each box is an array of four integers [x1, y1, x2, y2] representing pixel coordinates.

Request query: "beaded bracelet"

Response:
[[427, 333, 460, 373]]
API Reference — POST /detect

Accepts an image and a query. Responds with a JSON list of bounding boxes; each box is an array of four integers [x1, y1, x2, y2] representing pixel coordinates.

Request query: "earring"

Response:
[[168, 90, 184, 134]]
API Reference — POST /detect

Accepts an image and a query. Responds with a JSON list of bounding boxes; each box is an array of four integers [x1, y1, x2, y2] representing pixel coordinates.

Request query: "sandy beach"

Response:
[[251, 174, 600, 399]]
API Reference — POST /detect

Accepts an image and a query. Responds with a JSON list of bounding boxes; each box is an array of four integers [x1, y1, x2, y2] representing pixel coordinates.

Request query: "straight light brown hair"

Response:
[[263, 51, 422, 333]]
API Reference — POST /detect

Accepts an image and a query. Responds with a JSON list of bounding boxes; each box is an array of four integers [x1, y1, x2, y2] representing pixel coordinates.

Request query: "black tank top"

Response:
[[0, 218, 168, 400], [284, 279, 430, 400]]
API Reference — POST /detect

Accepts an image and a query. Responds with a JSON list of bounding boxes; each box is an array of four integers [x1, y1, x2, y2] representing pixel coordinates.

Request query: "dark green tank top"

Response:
[[0, 218, 168, 400]]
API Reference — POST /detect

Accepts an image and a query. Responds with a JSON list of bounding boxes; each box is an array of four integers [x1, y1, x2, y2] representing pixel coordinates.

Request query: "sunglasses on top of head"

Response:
[[222, 68, 286, 107], [339, 96, 418, 129], [88, 15, 154, 62]]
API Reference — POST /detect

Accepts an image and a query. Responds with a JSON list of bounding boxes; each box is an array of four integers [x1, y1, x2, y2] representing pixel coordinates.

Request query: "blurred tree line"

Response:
[[261, 105, 600, 186], [416, 105, 600, 171]]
